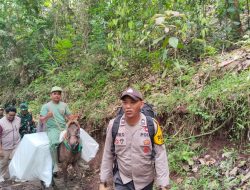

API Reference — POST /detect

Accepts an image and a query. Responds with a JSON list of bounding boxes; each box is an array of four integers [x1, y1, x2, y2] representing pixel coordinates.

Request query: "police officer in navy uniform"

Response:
[[99, 87, 170, 190]]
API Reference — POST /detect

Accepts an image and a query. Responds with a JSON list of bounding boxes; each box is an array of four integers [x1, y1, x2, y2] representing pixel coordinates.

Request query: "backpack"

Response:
[[111, 103, 158, 160]]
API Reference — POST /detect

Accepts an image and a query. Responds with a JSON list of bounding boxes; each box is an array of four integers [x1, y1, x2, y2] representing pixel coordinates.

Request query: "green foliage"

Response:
[[148, 66, 249, 141], [0, 0, 248, 86], [0, 0, 89, 87], [168, 143, 249, 190], [0, 0, 249, 139], [89, 0, 248, 80], [167, 140, 197, 174], [53, 38, 73, 64], [191, 71, 250, 138], [0, 1, 248, 188]]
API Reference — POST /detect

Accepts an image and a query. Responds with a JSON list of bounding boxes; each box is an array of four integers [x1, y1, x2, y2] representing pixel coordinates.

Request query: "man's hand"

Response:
[[99, 182, 108, 190], [46, 111, 53, 119], [40, 111, 54, 123]]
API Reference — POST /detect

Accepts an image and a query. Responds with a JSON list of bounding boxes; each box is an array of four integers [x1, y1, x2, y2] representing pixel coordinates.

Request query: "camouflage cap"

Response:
[[0, 105, 4, 110], [51, 86, 62, 93], [20, 103, 28, 111], [120, 87, 143, 101]]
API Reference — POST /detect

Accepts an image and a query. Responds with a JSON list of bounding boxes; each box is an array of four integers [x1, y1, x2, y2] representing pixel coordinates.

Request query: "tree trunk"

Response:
[[230, 0, 243, 38]]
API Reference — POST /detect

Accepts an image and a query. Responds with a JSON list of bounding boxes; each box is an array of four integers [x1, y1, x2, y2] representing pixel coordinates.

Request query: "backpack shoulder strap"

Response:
[[111, 114, 123, 155], [146, 116, 156, 159], [145, 116, 155, 145], [111, 114, 123, 174]]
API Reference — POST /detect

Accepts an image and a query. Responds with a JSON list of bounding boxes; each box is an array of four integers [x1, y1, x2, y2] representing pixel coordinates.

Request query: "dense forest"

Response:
[[0, 0, 249, 189]]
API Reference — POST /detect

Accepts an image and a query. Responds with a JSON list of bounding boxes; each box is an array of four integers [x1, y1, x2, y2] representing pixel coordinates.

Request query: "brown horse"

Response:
[[41, 120, 83, 190], [58, 120, 82, 187]]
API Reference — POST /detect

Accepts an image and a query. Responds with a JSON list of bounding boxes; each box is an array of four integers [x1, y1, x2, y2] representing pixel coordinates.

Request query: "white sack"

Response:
[[9, 132, 52, 187], [80, 128, 99, 162], [9, 129, 99, 186]]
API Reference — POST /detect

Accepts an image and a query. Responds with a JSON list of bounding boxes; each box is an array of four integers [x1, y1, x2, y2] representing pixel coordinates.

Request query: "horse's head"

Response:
[[65, 120, 80, 150]]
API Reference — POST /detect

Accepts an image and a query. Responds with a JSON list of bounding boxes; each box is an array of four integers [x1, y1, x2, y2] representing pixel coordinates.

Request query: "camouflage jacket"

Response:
[[18, 112, 36, 138]]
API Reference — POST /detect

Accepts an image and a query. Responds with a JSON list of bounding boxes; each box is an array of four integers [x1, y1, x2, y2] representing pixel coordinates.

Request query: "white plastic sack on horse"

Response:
[[9, 129, 99, 187], [9, 132, 52, 187], [60, 128, 99, 162], [80, 128, 99, 162]]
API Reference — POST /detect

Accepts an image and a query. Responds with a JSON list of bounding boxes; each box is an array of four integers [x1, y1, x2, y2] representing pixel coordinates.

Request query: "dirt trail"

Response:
[[0, 158, 100, 190], [0, 177, 87, 190]]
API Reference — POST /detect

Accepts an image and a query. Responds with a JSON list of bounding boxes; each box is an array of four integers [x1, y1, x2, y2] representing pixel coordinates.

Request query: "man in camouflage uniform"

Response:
[[18, 103, 36, 138]]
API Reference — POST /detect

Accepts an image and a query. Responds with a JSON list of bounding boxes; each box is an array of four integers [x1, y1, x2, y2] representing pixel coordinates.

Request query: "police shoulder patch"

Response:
[[153, 123, 164, 145]]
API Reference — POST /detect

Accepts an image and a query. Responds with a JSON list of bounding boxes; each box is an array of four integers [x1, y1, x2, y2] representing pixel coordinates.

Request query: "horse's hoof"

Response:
[[53, 172, 58, 178], [63, 182, 68, 189], [52, 185, 59, 190], [40, 180, 46, 190], [52, 183, 57, 188]]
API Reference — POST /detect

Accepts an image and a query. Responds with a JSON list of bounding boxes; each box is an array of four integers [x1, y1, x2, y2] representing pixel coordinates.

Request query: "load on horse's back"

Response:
[[9, 87, 99, 189], [8, 118, 99, 189]]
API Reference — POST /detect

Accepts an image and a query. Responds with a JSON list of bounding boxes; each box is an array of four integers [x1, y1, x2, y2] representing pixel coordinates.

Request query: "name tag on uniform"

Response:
[[115, 137, 126, 145]]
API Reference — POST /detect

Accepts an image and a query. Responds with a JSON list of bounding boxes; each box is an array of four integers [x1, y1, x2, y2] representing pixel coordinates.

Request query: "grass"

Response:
[[166, 140, 250, 190]]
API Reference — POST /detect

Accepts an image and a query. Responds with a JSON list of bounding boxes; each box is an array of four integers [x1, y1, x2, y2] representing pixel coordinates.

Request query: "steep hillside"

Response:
[[0, 1, 250, 189], [2, 46, 248, 142]]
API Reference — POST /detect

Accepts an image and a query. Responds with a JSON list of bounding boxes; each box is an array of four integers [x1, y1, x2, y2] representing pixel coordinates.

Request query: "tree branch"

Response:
[[170, 116, 232, 141]]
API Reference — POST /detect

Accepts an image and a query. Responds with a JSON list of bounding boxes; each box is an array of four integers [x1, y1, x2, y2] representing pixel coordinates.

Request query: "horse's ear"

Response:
[[67, 120, 75, 128], [70, 114, 80, 121], [76, 121, 81, 129], [67, 119, 81, 129]]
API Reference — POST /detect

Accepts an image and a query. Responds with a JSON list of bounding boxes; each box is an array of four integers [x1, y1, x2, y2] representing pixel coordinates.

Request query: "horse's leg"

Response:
[[62, 162, 68, 189], [40, 180, 46, 190], [51, 176, 59, 190], [72, 161, 83, 188]]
